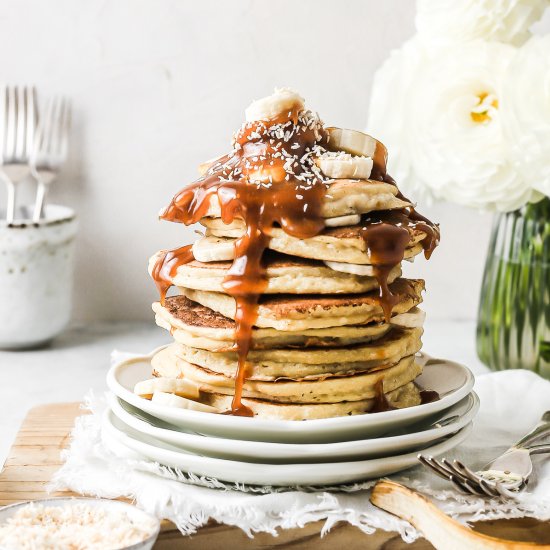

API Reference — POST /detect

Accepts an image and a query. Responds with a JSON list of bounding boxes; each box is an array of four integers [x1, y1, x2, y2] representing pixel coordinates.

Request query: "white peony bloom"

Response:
[[369, 39, 536, 211], [367, 38, 432, 200], [416, 0, 549, 46], [408, 40, 537, 211], [501, 35, 550, 197]]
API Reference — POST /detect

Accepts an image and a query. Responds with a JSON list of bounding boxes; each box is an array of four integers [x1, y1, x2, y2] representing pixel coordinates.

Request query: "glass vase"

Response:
[[476, 196, 550, 378]]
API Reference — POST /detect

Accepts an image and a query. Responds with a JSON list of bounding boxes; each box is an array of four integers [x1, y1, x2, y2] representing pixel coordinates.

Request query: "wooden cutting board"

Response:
[[0, 403, 548, 549]]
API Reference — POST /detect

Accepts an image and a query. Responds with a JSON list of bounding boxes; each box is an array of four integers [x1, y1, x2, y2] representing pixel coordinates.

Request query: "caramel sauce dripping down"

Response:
[[158, 110, 328, 416], [361, 215, 411, 321], [151, 245, 195, 305], [371, 379, 440, 413], [368, 143, 388, 183], [371, 378, 397, 413], [419, 389, 440, 404], [360, 172, 440, 322]]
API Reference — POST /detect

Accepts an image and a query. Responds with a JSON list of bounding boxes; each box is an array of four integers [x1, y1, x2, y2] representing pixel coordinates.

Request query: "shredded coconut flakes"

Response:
[[0, 502, 157, 550]]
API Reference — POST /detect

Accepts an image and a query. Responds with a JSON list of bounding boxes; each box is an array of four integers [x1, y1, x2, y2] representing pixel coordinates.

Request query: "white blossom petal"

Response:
[[415, 0, 549, 46], [368, 39, 539, 212], [501, 34, 550, 197]]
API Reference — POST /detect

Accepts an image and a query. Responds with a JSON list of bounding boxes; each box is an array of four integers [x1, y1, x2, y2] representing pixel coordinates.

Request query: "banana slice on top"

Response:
[[152, 390, 219, 413], [326, 127, 387, 175], [245, 88, 305, 122], [316, 152, 373, 180], [134, 377, 200, 400]]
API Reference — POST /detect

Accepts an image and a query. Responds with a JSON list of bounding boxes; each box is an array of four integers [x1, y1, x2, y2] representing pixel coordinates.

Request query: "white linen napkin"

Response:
[[49, 352, 550, 542]]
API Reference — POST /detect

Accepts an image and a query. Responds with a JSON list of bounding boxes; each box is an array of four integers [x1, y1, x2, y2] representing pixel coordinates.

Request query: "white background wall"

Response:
[[1, 1, 548, 322]]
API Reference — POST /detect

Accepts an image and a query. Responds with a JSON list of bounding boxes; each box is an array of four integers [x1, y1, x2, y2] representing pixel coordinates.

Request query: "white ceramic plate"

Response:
[[106, 350, 475, 443], [102, 409, 473, 486], [109, 391, 479, 463]]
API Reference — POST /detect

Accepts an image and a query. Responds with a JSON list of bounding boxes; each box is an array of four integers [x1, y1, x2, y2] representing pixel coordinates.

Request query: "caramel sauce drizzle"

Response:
[[151, 109, 439, 416], [156, 109, 329, 416], [368, 144, 388, 182], [360, 208, 440, 321], [371, 378, 397, 413], [419, 389, 440, 404], [371, 378, 440, 413], [346, 167, 439, 322], [152, 245, 194, 305]]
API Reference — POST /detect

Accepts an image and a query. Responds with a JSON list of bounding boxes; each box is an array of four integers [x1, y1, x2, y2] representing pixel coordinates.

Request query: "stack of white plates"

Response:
[[104, 352, 478, 487]]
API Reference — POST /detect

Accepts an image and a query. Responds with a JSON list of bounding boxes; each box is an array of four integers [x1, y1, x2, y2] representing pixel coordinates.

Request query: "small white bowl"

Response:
[[0, 497, 161, 550], [0, 204, 78, 349]]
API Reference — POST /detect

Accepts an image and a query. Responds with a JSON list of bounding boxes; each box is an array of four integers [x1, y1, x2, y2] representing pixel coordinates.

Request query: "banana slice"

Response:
[[324, 214, 361, 227], [192, 236, 235, 262], [316, 152, 373, 180], [134, 377, 200, 400], [245, 88, 304, 122], [390, 308, 426, 328], [326, 127, 387, 175], [152, 390, 219, 413], [324, 260, 376, 277], [324, 260, 402, 281]]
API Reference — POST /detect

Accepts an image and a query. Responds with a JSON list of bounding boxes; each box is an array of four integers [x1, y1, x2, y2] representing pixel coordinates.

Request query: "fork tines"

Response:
[[417, 454, 525, 499]]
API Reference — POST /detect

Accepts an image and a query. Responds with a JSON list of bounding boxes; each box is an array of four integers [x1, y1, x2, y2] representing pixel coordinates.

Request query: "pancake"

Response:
[[199, 223, 425, 265], [154, 296, 392, 351], [181, 325, 422, 367], [192, 179, 410, 221], [179, 278, 425, 331], [153, 327, 422, 381], [166, 327, 422, 379], [156, 353, 422, 404], [163, 346, 413, 381], [148, 251, 401, 294], [200, 382, 421, 420]]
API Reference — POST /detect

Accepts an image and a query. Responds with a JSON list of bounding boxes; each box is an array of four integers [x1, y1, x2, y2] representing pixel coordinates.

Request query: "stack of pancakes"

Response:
[[148, 178, 431, 420]]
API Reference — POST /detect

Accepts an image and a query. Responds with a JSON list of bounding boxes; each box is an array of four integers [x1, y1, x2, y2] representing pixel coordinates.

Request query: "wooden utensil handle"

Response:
[[370, 480, 550, 550]]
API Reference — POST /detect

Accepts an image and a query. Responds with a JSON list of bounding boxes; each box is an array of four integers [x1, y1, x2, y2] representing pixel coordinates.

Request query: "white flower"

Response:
[[367, 38, 431, 199], [501, 35, 550, 197], [408, 41, 526, 211], [369, 39, 536, 211], [416, 0, 549, 46]]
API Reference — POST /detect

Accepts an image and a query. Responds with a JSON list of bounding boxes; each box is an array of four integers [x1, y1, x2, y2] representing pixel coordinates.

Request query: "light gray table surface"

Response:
[[0, 319, 488, 465]]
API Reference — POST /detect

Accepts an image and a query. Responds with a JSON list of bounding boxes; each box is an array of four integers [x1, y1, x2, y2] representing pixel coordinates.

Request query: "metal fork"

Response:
[[0, 86, 37, 224], [419, 411, 550, 498], [30, 95, 71, 222]]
